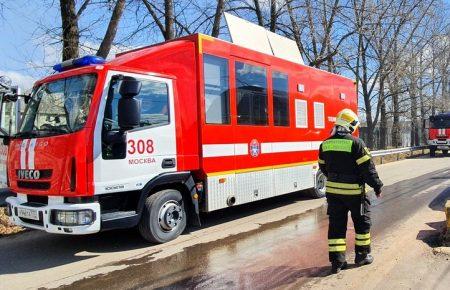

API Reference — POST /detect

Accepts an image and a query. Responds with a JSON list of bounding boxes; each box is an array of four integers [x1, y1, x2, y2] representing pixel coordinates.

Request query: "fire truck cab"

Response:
[[426, 112, 450, 157], [3, 33, 357, 243]]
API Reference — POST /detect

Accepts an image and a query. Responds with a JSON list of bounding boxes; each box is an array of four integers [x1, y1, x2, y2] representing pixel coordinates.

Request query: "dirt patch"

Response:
[[0, 207, 23, 237]]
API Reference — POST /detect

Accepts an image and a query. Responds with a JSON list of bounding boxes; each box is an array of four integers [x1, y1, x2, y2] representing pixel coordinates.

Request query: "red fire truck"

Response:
[[427, 112, 450, 157], [2, 33, 356, 243]]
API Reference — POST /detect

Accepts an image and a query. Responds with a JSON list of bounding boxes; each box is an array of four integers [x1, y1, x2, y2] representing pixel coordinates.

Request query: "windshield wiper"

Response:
[[15, 131, 39, 138]]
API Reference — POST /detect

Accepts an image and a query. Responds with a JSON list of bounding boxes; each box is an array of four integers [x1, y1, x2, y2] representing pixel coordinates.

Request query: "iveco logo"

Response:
[[17, 169, 41, 180]]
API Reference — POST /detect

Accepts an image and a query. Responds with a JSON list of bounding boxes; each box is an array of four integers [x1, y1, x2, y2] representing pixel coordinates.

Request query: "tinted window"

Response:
[[430, 116, 450, 128], [272, 71, 289, 126], [103, 78, 169, 132], [203, 55, 230, 124], [102, 77, 169, 160], [235, 62, 268, 125]]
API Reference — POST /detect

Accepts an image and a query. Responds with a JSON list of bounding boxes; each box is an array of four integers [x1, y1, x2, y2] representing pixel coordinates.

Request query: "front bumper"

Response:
[[6, 195, 101, 235], [428, 139, 450, 150]]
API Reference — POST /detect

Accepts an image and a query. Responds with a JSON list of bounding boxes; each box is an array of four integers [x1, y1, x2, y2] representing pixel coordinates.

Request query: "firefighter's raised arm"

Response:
[[352, 139, 383, 195], [318, 144, 328, 177]]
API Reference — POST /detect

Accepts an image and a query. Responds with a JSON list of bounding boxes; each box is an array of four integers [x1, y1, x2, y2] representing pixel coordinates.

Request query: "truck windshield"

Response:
[[430, 116, 450, 129], [18, 74, 97, 138]]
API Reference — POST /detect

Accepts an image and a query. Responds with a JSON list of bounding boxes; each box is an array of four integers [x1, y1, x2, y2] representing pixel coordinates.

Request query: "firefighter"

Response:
[[318, 109, 383, 274]]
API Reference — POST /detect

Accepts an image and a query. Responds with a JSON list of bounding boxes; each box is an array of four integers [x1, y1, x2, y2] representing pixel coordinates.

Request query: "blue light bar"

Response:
[[53, 55, 105, 72]]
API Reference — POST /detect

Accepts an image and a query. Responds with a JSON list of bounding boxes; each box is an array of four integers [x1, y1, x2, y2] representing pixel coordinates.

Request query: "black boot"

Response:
[[355, 253, 374, 266], [331, 261, 348, 274]]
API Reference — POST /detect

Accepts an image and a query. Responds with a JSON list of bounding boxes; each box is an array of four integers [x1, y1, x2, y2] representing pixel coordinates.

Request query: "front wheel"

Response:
[[138, 189, 187, 243], [308, 170, 327, 198], [430, 147, 436, 157], [443, 150, 449, 156]]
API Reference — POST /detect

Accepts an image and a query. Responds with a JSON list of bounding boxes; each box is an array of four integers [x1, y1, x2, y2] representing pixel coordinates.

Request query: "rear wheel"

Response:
[[308, 170, 326, 198], [138, 189, 187, 243]]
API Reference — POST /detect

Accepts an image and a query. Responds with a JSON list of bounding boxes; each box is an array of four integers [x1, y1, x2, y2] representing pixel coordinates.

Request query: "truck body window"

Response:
[[203, 54, 230, 124], [314, 102, 325, 129], [235, 62, 268, 125], [272, 71, 289, 126]]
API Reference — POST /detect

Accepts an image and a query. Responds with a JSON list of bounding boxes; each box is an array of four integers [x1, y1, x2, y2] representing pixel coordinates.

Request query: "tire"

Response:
[[443, 150, 449, 156], [308, 170, 327, 198], [430, 148, 436, 157], [138, 189, 187, 243]]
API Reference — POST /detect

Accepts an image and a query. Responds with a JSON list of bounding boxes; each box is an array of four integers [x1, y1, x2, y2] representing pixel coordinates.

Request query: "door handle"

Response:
[[162, 158, 176, 169]]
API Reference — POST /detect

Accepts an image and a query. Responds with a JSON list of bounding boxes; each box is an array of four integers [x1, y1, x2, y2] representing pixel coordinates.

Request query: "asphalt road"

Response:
[[0, 156, 449, 289]]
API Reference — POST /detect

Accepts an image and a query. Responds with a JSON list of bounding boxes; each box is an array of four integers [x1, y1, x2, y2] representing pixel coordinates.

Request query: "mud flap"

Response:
[[185, 176, 201, 227]]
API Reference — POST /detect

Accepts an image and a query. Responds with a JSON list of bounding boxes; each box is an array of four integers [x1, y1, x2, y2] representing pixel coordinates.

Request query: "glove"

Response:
[[375, 188, 382, 198]]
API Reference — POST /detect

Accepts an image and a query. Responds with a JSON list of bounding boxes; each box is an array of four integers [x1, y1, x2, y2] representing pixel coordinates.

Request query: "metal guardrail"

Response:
[[371, 146, 428, 157], [370, 145, 428, 164]]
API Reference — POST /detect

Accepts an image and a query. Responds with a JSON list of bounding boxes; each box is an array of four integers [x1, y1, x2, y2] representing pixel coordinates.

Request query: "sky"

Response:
[[0, 1, 152, 91], [0, 1, 59, 89]]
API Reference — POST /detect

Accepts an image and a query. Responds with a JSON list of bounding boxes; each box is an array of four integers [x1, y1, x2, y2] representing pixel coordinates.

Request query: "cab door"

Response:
[[93, 71, 177, 194], [0, 95, 22, 188]]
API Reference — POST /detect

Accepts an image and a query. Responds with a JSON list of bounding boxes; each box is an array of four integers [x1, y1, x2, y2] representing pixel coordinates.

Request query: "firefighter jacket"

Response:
[[318, 131, 383, 195]]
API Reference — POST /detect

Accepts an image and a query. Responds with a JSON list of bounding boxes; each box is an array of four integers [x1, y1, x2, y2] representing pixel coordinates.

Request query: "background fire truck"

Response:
[[425, 112, 450, 157], [3, 15, 357, 243], [0, 78, 24, 189]]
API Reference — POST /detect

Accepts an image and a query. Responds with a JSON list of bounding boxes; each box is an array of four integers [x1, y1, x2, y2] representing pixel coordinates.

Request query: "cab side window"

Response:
[[102, 77, 169, 159], [103, 78, 169, 132]]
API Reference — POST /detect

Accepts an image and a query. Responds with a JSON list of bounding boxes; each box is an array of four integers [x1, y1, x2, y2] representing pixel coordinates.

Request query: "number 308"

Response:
[[128, 139, 154, 154]]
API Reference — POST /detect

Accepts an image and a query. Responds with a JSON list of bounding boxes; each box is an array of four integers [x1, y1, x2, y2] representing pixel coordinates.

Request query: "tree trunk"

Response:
[[60, 0, 79, 61], [96, 0, 126, 59], [379, 83, 387, 149], [253, 0, 264, 27], [269, 0, 276, 32], [392, 89, 401, 147], [164, 0, 174, 40], [211, 0, 225, 37]]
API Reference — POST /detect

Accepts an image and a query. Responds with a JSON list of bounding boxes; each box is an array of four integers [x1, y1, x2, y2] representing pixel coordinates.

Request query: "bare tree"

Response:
[[97, 0, 126, 58], [284, 0, 353, 71], [212, 0, 226, 37], [59, 0, 126, 61]]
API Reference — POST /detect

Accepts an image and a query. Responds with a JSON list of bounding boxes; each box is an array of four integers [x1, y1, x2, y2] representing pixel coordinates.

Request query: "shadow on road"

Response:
[[428, 186, 450, 212], [0, 190, 317, 275], [416, 186, 450, 247]]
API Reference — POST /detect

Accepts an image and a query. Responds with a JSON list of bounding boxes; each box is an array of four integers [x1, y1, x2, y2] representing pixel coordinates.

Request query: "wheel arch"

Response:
[[137, 172, 201, 226]]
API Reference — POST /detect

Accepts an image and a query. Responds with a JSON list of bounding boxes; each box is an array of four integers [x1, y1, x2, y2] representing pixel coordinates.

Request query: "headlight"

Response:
[[51, 209, 95, 226]]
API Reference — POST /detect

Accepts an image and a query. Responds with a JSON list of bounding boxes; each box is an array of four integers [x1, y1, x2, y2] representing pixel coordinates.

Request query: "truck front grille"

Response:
[[17, 181, 51, 190], [26, 195, 48, 205]]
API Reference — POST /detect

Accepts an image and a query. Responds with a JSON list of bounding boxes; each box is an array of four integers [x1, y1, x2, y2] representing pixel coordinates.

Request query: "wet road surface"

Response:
[[56, 166, 450, 289]]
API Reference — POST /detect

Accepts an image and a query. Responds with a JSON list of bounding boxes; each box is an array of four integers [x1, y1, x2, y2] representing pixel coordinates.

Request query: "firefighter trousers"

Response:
[[326, 193, 371, 263]]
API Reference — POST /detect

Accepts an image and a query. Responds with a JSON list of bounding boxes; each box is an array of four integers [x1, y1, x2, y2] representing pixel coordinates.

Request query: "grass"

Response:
[[0, 207, 23, 237]]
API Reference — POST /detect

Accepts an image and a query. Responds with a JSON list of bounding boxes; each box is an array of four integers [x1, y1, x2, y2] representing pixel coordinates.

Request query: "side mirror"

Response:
[[118, 77, 141, 130], [3, 93, 18, 102], [119, 77, 142, 98], [2, 136, 10, 146]]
